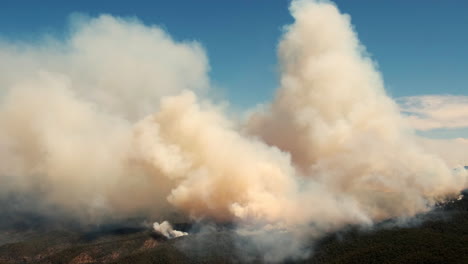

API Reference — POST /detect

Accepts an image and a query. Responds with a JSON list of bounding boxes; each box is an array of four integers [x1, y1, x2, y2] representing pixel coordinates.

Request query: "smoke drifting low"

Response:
[[0, 0, 466, 261]]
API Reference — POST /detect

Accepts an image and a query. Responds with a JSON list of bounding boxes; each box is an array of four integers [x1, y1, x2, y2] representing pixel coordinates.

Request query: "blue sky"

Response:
[[1, 0, 467, 138]]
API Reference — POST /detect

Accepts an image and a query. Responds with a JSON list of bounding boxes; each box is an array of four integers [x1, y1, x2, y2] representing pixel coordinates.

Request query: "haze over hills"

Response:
[[0, 195, 467, 264]]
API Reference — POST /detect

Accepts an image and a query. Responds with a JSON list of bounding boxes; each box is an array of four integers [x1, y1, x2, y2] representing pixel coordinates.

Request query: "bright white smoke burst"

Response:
[[153, 221, 188, 239], [0, 0, 466, 262]]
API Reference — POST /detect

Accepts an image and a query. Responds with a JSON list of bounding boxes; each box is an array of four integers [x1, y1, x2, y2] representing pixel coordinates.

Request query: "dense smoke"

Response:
[[0, 15, 209, 223], [0, 0, 466, 262], [246, 0, 467, 222]]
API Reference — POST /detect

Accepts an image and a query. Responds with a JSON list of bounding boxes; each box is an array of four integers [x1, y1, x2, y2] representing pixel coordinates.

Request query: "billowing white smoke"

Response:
[[0, 0, 467, 262], [153, 221, 188, 238], [246, 0, 468, 223], [0, 14, 209, 221]]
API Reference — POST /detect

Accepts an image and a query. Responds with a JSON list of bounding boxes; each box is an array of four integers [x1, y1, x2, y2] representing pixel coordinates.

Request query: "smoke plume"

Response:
[[0, 0, 466, 262], [153, 221, 188, 239], [0, 14, 209, 223]]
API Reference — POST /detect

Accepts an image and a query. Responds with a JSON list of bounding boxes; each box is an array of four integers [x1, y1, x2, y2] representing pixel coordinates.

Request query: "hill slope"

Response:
[[1, 196, 467, 264]]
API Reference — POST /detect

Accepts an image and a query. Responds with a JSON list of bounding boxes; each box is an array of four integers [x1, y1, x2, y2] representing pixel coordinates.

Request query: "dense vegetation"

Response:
[[308, 198, 468, 264], [0, 195, 467, 263]]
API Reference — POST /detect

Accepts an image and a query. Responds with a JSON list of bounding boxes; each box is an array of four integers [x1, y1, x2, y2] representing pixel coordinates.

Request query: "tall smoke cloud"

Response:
[[0, 0, 467, 262], [0, 14, 209, 222]]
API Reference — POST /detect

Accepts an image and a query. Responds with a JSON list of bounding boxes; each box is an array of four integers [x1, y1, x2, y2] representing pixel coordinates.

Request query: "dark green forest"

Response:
[[1, 195, 467, 264]]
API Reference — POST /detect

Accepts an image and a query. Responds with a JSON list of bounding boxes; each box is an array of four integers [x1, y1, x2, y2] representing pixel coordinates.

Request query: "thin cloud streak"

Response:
[[398, 95, 468, 131]]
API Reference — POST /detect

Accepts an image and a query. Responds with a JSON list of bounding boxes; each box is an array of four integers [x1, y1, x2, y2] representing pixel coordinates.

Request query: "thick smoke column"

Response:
[[248, 0, 467, 221], [0, 0, 467, 262]]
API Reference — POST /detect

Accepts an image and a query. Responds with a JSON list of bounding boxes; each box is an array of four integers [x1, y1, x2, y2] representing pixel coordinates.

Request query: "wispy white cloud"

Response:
[[397, 95, 468, 131], [398, 95, 468, 165]]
